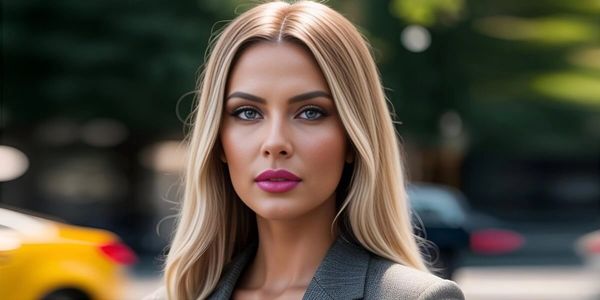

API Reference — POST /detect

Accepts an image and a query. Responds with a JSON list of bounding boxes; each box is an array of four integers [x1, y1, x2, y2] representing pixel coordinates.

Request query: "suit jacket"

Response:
[[145, 236, 465, 300]]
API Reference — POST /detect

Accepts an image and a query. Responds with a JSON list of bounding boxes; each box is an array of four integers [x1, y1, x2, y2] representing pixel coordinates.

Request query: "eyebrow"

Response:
[[225, 90, 332, 104]]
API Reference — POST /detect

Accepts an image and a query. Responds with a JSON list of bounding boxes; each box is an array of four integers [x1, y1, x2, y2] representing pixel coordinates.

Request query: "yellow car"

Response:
[[0, 207, 137, 300]]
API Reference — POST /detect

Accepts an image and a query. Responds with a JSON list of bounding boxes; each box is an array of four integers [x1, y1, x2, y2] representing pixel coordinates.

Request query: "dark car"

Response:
[[407, 183, 525, 279]]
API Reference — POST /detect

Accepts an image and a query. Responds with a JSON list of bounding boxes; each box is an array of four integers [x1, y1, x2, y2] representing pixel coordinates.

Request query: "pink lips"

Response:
[[255, 169, 301, 193]]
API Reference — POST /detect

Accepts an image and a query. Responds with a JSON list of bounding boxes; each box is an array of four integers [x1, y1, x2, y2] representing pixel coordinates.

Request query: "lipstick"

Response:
[[255, 169, 301, 193]]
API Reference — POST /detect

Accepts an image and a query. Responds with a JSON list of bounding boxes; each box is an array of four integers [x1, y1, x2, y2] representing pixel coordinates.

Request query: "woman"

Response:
[[150, 1, 465, 299]]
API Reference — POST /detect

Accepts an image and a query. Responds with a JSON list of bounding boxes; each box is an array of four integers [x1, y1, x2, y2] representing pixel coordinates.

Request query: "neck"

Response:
[[240, 198, 339, 292]]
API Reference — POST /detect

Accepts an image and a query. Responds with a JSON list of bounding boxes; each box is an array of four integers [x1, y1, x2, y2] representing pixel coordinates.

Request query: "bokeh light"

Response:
[[401, 25, 431, 52], [0, 146, 29, 182]]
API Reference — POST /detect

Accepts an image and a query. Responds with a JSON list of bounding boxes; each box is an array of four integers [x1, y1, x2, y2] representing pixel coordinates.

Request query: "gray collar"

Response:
[[207, 235, 370, 300]]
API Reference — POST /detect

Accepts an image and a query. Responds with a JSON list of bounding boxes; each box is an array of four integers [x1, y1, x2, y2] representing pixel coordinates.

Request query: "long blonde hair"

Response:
[[164, 1, 429, 299]]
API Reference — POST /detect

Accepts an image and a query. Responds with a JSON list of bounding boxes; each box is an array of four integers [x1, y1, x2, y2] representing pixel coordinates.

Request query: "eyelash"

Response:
[[230, 105, 328, 121]]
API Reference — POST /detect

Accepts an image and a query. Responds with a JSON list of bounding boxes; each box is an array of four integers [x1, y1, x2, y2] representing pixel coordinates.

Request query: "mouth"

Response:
[[255, 180, 300, 193], [255, 169, 301, 182], [255, 169, 301, 193]]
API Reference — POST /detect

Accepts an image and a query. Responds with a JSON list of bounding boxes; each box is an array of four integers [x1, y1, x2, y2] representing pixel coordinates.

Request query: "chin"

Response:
[[250, 199, 316, 221]]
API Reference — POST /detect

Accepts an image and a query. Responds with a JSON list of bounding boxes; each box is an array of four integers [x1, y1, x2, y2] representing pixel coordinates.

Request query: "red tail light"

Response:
[[470, 228, 525, 255], [584, 237, 600, 254], [99, 242, 138, 265]]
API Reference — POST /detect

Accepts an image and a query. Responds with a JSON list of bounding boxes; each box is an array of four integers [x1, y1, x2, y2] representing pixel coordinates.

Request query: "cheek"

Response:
[[220, 124, 257, 191], [302, 125, 347, 184], [220, 124, 257, 163]]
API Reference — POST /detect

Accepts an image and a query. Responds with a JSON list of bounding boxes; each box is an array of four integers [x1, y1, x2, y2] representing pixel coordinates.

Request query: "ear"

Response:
[[345, 148, 354, 164], [217, 142, 227, 163]]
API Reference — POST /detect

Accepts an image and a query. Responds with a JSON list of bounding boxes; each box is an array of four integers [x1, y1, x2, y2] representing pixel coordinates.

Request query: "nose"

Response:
[[261, 116, 293, 159]]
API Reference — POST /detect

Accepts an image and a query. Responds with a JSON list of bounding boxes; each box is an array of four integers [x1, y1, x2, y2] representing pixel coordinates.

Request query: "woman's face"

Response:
[[220, 42, 352, 221]]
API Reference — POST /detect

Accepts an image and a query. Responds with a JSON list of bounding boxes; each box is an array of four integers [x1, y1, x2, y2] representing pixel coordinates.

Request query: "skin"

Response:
[[220, 41, 353, 300]]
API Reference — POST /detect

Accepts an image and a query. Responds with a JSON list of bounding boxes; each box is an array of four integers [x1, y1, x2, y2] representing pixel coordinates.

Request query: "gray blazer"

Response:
[[145, 236, 465, 300]]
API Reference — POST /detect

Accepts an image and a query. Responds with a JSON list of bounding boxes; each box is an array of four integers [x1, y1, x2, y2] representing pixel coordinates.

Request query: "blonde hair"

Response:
[[164, 1, 429, 299]]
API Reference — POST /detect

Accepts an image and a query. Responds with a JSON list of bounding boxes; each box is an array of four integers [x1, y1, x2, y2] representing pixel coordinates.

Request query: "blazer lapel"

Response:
[[302, 236, 370, 300], [208, 236, 370, 300], [207, 243, 257, 300]]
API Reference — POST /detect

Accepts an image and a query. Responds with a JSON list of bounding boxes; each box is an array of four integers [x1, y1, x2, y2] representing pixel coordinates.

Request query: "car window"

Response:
[[407, 185, 468, 227]]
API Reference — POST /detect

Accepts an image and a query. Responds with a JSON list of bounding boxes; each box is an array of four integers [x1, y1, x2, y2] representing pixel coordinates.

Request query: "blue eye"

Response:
[[232, 107, 262, 120], [298, 106, 326, 120], [230, 105, 326, 121]]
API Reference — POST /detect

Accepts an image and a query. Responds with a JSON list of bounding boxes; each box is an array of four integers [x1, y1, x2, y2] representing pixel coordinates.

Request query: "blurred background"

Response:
[[1, 0, 599, 299]]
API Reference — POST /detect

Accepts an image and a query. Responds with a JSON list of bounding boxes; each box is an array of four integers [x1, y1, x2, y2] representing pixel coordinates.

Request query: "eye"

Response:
[[231, 106, 262, 120], [297, 105, 327, 120]]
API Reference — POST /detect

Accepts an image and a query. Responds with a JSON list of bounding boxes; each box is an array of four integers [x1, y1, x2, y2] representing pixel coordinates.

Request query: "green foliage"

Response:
[[474, 15, 599, 45], [3, 0, 599, 156], [389, 0, 465, 26], [531, 71, 600, 105], [4, 0, 223, 131], [369, 0, 600, 156]]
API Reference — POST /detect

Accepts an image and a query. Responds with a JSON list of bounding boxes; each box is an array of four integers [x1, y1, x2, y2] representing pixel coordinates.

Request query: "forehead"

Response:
[[226, 41, 330, 93]]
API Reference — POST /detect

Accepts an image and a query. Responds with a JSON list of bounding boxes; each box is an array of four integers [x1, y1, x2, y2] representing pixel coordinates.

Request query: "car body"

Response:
[[407, 183, 525, 279], [0, 207, 136, 300]]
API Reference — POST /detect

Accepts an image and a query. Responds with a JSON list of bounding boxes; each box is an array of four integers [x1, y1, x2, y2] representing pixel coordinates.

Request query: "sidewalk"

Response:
[[455, 266, 600, 300], [124, 266, 600, 300]]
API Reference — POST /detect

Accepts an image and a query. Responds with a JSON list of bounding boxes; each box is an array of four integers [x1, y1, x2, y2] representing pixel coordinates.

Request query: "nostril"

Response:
[[264, 150, 289, 157]]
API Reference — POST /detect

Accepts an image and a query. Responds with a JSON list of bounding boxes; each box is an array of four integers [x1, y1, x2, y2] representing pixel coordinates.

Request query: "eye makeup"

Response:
[[228, 104, 330, 122]]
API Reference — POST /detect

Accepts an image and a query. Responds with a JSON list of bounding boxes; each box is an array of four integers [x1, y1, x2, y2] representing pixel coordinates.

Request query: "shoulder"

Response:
[[365, 256, 465, 300]]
